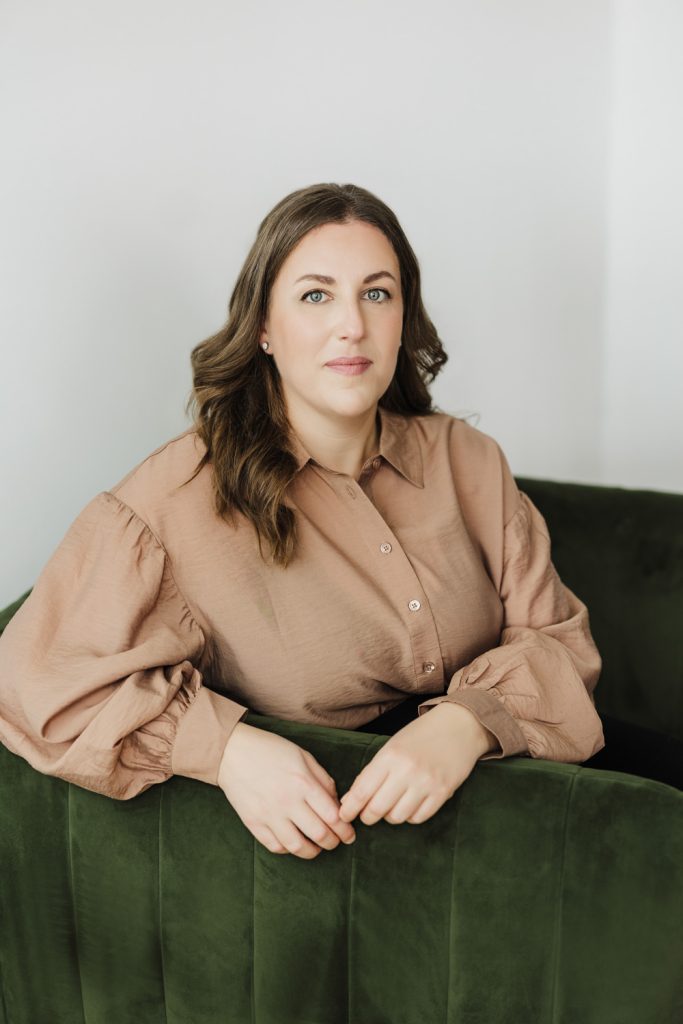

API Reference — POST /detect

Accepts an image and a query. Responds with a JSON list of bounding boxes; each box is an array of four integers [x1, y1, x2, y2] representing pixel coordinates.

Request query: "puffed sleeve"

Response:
[[0, 491, 249, 800], [417, 490, 606, 764]]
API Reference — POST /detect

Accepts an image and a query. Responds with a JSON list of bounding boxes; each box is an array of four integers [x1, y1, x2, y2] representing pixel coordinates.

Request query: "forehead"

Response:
[[280, 220, 399, 278]]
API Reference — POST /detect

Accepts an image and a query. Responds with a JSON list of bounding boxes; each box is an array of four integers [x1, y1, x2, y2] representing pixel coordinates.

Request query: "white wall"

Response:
[[601, 0, 683, 490], [1, 0, 680, 608]]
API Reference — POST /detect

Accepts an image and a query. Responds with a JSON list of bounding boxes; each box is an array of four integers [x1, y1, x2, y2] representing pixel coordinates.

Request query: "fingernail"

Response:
[[344, 834, 356, 844]]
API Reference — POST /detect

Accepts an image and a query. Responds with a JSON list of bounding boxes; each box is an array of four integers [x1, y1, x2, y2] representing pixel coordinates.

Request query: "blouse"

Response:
[[0, 406, 605, 800]]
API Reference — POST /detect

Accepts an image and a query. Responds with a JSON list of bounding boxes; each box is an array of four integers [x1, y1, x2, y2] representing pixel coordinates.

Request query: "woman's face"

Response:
[[260, 219, 404, 427]]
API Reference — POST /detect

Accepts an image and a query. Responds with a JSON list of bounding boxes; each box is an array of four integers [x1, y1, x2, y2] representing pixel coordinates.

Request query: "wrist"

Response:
[[218, 722, 249, 785], [429, 701, 500, 758]]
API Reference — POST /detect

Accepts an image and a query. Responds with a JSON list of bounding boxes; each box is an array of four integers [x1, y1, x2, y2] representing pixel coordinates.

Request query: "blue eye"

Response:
[[366, 288, 391, 302], [301, 287, 391, 304]]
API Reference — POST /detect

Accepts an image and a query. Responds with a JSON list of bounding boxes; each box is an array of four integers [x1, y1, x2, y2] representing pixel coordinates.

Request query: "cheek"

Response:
[[277, 334, 325, 380], [291, 317, 327, 350]]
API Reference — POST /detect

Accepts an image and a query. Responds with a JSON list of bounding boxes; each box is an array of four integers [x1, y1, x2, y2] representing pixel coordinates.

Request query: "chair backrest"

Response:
[[1, 708, 681, 1022], [516, 476, 683, 743]]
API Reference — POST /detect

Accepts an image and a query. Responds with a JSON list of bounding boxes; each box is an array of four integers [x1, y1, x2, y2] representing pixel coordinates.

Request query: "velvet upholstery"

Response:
[[0, 476, 682, 1023], [516, 477, 683, 744]]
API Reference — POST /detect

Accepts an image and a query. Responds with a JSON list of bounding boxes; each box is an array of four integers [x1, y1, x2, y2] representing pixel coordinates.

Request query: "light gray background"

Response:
[[1, 0, 681, 607]]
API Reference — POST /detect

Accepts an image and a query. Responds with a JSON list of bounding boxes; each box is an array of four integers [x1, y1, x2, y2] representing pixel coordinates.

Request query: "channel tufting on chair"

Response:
[[0, 476, 682, 1024]]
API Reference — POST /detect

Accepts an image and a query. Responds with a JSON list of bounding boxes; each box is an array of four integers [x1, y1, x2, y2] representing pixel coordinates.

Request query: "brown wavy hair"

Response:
[[182, 182, 449, 569]]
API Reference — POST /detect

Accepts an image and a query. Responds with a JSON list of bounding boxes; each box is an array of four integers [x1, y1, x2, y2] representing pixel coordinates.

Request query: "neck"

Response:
[[290, 406, 380, 479]]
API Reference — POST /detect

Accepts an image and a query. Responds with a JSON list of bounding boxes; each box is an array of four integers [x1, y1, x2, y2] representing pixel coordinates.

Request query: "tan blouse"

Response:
[[0, 407, 605, 800]]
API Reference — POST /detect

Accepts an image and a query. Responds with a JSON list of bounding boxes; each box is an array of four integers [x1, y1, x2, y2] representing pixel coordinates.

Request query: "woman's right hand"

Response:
[[217, 722, 357, 859]]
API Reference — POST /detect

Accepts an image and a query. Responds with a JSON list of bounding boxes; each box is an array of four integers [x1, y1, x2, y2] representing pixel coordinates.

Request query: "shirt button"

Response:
[[423, 661, 436, 673], [345, 485, 356, 499], [380, 542, 392, 554], [408, 599, 421, 611]]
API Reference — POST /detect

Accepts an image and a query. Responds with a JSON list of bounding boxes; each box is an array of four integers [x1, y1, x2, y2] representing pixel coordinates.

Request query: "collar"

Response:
[[288, 405, 424, 488]]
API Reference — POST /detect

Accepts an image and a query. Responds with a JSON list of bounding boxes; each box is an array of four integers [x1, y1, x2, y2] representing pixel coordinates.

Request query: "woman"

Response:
[[0, 182, 605, 862]]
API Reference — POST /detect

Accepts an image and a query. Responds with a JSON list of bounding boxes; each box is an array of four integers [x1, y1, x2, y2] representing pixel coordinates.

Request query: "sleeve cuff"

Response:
[[417, 688, 530, 760], [171, 686, 249, 786]]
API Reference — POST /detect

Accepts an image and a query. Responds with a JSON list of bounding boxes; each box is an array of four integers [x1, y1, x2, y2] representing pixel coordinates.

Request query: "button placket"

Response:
[[345, 484, 444, 692], [300, 463, 443, 695]]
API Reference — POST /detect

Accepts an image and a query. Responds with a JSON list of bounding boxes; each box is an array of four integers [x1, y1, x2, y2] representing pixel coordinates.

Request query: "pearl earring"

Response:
[[262, 341, 269, 350]]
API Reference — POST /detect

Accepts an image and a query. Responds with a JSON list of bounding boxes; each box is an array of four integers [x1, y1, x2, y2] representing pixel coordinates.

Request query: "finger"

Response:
[[356, 775, 407, 826], [254, 824, 288, 855], [305, 786, 357, 844], [293, 801, 347, 851], [339, 763, 390, 823], [275, 819, 324, 860], [305, 754, 338, 796], [406, 793, 439, 825], [385, 788, 431, 825]]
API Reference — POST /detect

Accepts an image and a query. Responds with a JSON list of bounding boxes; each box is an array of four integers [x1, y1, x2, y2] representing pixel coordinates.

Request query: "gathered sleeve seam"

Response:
[[502, 492, 524, 531], [502, 489, 549, 536], [101, 490, 207, 651]]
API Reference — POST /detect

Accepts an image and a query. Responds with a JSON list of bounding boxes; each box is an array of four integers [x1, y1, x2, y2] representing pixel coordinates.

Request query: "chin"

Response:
[[323, 395, 379, 417]]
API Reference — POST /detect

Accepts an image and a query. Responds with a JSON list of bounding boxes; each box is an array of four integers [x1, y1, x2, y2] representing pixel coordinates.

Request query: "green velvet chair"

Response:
[[1, 477, 682, 1024]]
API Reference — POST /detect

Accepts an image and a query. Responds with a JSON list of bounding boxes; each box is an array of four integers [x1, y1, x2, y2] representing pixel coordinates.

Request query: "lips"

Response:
[[325, 358, 372, 376], [325, 358, 372, 367]]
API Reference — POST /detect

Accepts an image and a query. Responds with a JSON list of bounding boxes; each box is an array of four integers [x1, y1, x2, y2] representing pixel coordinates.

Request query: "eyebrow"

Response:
[[293, 270, 398, 286]]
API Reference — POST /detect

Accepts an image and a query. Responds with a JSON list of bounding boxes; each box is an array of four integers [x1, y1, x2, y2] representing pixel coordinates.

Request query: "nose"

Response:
[[336, 299, 366, 341]]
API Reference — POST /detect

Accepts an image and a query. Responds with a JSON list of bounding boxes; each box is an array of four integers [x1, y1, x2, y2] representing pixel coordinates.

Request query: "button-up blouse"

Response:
[[0, 407, 605, 800]]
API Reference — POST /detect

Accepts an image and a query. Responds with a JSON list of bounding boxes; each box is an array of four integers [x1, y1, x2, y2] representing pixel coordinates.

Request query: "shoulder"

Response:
[[404, 410, 520, 522], [105, 427, 210, 534], [405, 409, 509, 465]]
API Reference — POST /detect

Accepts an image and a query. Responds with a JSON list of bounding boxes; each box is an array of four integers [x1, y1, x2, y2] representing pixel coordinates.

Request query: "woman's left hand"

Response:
[[338, 702, 499, 827]]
